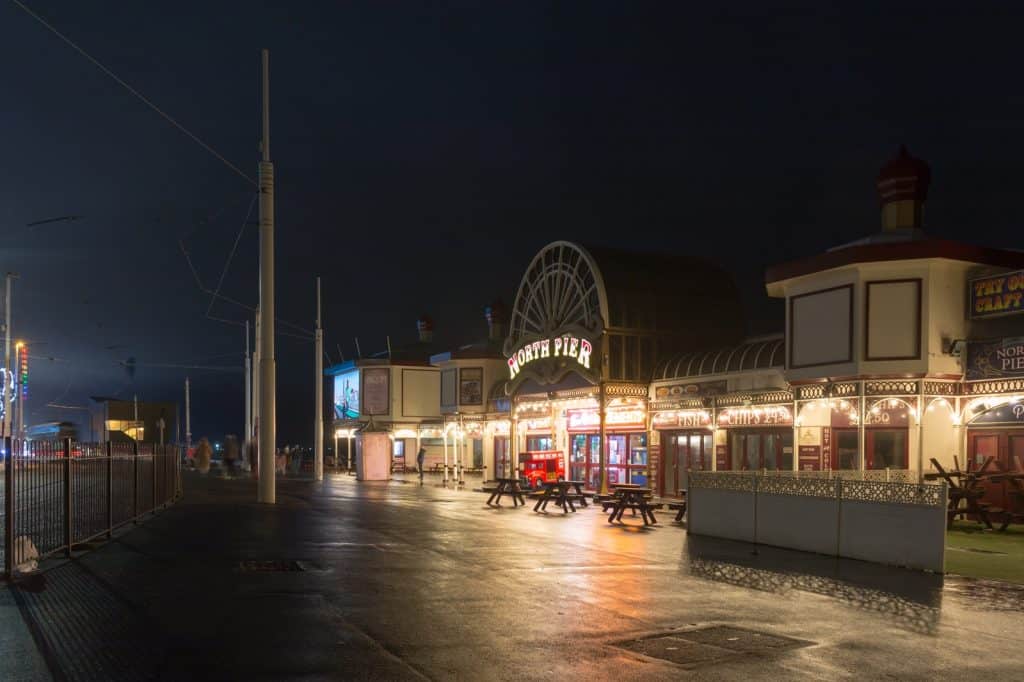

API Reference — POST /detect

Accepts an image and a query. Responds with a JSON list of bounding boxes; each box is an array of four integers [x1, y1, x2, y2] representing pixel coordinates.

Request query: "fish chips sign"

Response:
[[971, 270, 1024, 319], [506, 331, 599, 389]]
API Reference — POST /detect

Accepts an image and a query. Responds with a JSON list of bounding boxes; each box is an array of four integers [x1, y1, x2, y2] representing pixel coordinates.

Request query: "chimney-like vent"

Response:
[[416, 315, 434, 343], [876, 145, 930, 231], [485, 300, 506, 341]]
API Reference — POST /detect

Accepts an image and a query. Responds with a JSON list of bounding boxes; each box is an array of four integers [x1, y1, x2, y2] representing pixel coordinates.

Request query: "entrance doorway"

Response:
[[866, 429, 908, 469], [570, 433, 601, 490], [968, 429, 1024, 511], [660, 431, 712, 497], [728, 430, 793, 471], [494, 437, 509, 479], [832, 429, 859, 470]]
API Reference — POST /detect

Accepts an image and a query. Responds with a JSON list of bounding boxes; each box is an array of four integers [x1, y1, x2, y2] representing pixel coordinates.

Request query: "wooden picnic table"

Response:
[[603, 486, 661, 526], [667, 489, 687, 522], [486, 477, 527, 507], [982, 456, 1024, 530], [926, 456, 998, 530], [532, 480, 588, 513]]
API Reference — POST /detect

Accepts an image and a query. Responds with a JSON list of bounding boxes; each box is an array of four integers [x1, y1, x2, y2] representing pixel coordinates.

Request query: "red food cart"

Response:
[[519, 450, 565, 489]]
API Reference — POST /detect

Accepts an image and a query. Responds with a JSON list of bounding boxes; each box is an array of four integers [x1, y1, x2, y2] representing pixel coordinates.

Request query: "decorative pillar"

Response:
[[443, 421, 450, 484], [858, 383, 866, 471], [599, 383, 608, 493], [510, 414, 518, 480], [917, 385, 926, 482]]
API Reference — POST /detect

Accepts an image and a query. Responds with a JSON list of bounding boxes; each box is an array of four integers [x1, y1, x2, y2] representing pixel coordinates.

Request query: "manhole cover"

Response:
[[613, 626, 811, 668], [677, 626, 809, 653], [615, 635, 736, 667], [236, 560, 305, 572]]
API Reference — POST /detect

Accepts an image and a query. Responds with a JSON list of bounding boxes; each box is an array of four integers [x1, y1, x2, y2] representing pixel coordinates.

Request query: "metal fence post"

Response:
[[106, 441, 113, 538], [4, 437, 13, 578], [133, 440, 139, 524], [152, 443, 157, 513], [64, 438, 72, 557]]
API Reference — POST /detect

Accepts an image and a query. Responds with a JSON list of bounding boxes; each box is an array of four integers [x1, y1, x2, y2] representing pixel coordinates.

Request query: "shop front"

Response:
[[566, 402, 648, 488], [827, 399, 913, 470], [717, 405, 794, 471], [652, 408, 714, 497]]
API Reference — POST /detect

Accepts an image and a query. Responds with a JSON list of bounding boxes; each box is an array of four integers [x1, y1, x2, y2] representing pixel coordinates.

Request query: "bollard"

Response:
[[64, 438, 72, 557]]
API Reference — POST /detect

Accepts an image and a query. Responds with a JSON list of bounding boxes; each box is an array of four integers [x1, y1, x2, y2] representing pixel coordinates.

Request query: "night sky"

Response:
[[4, 2, 1022, 444]]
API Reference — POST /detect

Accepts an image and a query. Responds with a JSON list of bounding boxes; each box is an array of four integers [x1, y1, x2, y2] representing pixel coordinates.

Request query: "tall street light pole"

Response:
[[257, 48, 277, 504], [244, 320, 251, 452], [2, 273, 15, 439], [314, 277, 324, 481]]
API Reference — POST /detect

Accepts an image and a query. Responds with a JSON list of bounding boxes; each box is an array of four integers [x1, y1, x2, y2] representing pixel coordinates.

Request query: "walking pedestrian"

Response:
[[223, 435, 239, 477], [417, 446, 426, 484], [194, 437, 213, 474]]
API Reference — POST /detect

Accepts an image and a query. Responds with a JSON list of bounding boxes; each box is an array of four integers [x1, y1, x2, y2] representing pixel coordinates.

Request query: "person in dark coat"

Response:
[[416, 447, 426, 483]]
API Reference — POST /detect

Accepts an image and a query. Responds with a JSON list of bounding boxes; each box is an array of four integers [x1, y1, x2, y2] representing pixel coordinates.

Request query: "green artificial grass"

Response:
[[945, 521, 1024, 584]]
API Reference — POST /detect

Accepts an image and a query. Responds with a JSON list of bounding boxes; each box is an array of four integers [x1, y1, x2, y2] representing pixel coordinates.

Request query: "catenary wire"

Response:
[[10, 0, 257, 187]]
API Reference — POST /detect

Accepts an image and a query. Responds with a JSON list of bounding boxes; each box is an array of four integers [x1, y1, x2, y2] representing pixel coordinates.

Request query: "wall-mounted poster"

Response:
[[970, 270, 1024, 319], [333, 370, 360, 419], [798, 445, 822, 471], [459, 367, 483, 405], [654, 380, 727, 400], [362, 367, 390, 416], [966, 337, 1024, 380]]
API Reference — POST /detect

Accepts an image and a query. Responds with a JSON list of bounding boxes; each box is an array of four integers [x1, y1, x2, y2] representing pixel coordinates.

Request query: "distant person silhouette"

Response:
[[417, 447, 426, 484]]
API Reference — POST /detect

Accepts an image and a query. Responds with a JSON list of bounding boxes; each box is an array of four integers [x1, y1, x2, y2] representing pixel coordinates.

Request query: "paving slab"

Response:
[[1, 470, 1023, 680]]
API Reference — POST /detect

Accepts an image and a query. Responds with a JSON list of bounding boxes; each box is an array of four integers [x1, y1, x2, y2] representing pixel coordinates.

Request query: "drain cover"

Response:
[[236, 560, 305, 572], [678, 626, 809, 653], [616, 636, 736, 667], [614, 626, 811, 668]]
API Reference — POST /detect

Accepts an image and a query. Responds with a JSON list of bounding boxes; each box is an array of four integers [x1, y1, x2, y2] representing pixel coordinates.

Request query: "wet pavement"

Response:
[[3, 470, 1024, 680]]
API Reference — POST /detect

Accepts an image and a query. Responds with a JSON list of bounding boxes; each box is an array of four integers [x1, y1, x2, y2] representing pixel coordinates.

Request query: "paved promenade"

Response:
[[2, 471, 1023, 680]]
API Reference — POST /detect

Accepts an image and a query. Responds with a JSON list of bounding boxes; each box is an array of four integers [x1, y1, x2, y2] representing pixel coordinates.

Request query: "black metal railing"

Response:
[[2, 438, 181, 578]]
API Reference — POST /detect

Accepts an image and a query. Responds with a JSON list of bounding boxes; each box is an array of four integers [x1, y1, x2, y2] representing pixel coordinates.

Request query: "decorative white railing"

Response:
[[688, 471, 945, 507]]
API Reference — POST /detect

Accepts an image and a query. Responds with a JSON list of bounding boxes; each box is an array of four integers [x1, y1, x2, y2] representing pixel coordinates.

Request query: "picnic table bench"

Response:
[[486, 477, 527, 507], [667, 490, 687, 522], [926, 456, 999, 530], [532, 480, 588, 513], [603, 486, 662, 526]]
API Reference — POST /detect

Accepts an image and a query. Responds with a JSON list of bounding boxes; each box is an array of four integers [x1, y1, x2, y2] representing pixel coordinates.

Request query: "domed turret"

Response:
[[876, 145, 931, 230]]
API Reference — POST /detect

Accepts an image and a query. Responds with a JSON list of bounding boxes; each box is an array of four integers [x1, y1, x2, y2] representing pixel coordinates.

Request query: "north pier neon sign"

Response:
[[508, 334, 593, 380]]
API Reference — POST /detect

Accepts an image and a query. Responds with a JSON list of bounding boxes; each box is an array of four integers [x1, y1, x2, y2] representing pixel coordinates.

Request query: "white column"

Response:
[[314, 278, 324, 482], [257, 49, 276, 504], [858, 384, 866, 472], [483, 429, 494, 482], [443, 424, 449, 484]]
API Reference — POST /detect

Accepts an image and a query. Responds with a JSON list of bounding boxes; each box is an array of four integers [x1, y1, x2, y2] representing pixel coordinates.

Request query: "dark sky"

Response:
[[3, 1, 1023, 444]]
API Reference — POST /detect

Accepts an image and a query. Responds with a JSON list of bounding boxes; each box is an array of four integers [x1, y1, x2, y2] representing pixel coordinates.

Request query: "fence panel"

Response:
[[111, 442, 136, 527], [688, 472, 948, 572], [13, 440, 67, 566], [3, 439, 180, 578], [72, 443, 109, 545]]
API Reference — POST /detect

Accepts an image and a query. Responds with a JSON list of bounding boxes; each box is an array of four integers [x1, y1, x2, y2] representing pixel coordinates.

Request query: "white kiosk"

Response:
[[356, 423, 391, 481]]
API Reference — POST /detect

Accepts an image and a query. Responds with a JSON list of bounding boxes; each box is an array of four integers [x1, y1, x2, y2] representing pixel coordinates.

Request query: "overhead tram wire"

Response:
[[205, 194, 257, 320], [10, 0, 256, 188]]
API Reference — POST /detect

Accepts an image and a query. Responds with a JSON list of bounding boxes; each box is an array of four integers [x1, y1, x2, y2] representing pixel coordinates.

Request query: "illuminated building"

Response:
[[497, 241, 742, 492], [325, 316, 444, 471], [648, 147, 1024, 497]]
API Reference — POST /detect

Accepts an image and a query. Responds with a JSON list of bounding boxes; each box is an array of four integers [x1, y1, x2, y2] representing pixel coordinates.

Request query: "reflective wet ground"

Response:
[[3, 471, 1023, 680]]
